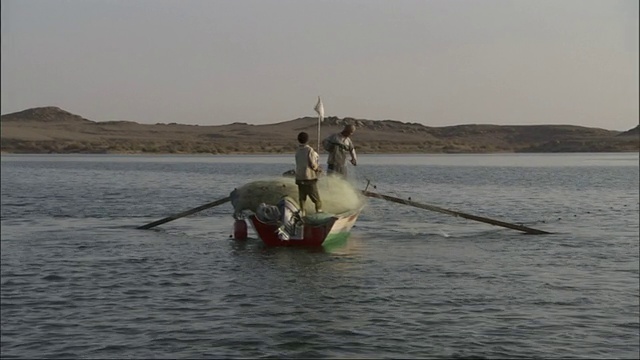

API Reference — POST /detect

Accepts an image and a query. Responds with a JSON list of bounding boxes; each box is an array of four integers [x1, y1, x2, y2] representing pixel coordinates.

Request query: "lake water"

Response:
[[1, 153, 638, 359]]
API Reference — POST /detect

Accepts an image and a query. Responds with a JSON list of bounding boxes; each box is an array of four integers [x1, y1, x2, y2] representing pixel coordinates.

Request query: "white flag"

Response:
[[314, 96, 324, 118]]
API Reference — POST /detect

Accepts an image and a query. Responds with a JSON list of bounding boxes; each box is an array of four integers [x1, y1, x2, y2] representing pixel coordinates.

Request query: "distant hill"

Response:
[[1, 106, 638, 154], [2, 107, 93, 124], [616, 125, 639, 137]]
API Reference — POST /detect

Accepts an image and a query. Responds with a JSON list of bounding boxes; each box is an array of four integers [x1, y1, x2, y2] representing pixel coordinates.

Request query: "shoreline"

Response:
[[2, 149, 639, 156]]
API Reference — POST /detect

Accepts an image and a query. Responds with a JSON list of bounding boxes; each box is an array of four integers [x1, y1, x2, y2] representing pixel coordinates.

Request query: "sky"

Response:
[[1, 0, 638, 131]]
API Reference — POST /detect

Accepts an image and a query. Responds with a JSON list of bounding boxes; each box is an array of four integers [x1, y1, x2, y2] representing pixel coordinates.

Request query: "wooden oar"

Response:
[[362, 190, 551, 235], [137, 196, 231, 230]]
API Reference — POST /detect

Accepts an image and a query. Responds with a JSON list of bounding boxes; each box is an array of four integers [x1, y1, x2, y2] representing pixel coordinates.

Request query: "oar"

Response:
[[137, 196, 231, 230], [362, 190, 551, 235]]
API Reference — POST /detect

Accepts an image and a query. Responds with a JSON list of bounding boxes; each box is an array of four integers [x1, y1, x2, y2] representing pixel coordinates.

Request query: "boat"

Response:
[[248, 197, 363, 247], [229, 176, 366, 247]]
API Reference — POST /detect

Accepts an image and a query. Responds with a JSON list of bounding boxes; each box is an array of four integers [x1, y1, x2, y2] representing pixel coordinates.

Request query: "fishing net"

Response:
[[230, 175, 365, 216]]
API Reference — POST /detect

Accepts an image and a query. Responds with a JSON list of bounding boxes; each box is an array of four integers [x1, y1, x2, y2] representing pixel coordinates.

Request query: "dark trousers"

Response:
[[295, 179, 322, 213]]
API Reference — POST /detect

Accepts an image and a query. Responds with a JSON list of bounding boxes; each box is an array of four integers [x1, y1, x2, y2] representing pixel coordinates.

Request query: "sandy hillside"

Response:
[[1, 107, 638, 154]]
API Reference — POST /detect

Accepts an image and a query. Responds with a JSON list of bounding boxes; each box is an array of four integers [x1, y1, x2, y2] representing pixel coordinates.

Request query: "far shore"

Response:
[[2, 107, 638, 154]]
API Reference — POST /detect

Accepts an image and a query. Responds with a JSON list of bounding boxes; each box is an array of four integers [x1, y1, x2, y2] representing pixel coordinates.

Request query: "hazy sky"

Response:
[[1, 0, 638, 130]]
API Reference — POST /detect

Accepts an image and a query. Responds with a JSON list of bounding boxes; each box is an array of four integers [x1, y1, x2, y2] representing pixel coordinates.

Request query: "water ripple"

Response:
[[2, 154, 638, 359]]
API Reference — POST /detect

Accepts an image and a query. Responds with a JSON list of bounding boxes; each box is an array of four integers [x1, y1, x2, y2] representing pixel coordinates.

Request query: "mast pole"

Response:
[[314, 96, 324, 152]]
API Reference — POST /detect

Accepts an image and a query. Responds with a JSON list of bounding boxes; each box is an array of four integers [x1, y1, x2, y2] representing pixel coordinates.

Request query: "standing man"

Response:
[[322, 124, 357, 178], [295, 132, 323, 216]]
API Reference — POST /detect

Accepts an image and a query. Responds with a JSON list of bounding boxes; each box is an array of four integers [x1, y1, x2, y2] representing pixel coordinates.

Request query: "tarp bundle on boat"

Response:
[[230, 176, 365, 216]]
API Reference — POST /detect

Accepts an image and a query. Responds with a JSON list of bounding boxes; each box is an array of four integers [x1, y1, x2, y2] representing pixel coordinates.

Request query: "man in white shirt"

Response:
[[295, 132, 323, 215]]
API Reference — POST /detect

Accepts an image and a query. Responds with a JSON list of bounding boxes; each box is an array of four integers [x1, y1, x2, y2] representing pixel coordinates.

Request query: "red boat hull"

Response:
[[248, 210, 360, 247]]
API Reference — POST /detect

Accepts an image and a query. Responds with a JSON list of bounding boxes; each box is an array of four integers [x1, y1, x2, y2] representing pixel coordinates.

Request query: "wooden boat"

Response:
[[230, 178, 366, 247], [247, 199, 363, 247], [228, 97, 367, 247]]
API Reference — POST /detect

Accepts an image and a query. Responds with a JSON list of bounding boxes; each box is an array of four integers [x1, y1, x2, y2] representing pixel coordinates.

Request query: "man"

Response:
[[322, 124, 357, 177], [295, 131, 323, 215]]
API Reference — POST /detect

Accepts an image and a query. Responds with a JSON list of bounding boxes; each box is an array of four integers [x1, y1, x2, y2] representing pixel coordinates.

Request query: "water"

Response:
[[1, 153, 638, 359]]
